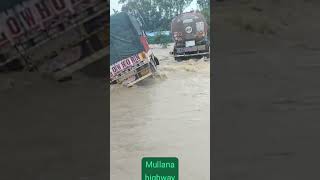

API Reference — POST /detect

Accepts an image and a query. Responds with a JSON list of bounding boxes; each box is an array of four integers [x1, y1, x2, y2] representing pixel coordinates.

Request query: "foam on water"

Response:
[[110, 45, 210, 180]]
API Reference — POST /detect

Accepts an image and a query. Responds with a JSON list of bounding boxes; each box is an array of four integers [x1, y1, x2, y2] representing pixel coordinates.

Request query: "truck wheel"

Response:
[[150, 62, 156, 72], [153, 56, 159, 65], [175, 57, 182, 62]]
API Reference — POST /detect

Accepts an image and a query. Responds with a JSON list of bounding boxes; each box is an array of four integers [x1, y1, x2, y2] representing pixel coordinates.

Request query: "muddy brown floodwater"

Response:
[[110, 44, 210, 180]]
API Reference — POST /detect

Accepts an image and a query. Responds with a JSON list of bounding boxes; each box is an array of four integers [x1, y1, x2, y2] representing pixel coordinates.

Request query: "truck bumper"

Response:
[[174, 44, 210, 58], [110, 56, 158, 87], [174, 52, 210, 58]]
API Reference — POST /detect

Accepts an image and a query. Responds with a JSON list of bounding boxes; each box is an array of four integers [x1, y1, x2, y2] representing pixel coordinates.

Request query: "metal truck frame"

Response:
[[0, 0, 108, 80], [110, 51, 159, 87]]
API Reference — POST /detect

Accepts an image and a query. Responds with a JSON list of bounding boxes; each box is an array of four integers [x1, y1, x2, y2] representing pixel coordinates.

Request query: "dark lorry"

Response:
[[171, 11, 210, 60], [110, 12, 159, 87]]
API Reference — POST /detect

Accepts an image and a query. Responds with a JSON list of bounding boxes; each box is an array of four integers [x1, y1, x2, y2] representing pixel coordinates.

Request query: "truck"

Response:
[[171, 11, 210, 61], [110, 12, 159, 87], [0, 0, 108, 80]]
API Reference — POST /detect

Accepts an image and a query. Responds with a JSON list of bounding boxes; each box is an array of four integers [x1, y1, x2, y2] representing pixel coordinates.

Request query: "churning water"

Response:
[[110, 44, 210, 180]]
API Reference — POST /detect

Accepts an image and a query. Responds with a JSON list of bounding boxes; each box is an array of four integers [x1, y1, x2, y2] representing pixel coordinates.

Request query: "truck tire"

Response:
[[153, 56, 159, 65], [175, 57, 183, 62], [150, 62, 157, 72]]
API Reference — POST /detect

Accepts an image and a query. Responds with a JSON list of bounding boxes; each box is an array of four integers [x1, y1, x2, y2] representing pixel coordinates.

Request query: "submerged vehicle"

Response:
[[171, 11, 210, 60], [0, 0, 108, 80], [110, 12, 159, 87]]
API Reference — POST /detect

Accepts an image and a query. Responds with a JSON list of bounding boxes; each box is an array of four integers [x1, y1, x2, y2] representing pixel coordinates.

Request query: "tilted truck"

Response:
[[171, 11, 210, 60], [110, 12, 159, 87], [0, 0, 108, 80]]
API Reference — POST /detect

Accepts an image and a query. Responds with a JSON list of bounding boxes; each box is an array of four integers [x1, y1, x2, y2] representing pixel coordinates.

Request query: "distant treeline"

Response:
[[113, 0, 210, 32], [146, 31, 172, 44]]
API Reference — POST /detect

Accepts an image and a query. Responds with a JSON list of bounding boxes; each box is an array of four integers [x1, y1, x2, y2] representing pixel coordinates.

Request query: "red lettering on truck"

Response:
[[51, 0, 67, 11], [19, 8, 37, 29], [6, 17, 21, 36], [35, 1, 52, 20]]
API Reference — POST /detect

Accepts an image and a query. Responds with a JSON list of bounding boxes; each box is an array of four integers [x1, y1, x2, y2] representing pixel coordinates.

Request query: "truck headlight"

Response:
[[139, 52, 147, 61]]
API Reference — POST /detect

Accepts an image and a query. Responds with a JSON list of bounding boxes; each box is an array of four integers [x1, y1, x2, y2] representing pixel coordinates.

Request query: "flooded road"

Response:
[[110, 44, 210, 180]]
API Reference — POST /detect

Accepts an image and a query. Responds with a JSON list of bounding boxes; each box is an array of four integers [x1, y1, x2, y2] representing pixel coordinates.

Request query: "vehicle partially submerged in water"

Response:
[[0, 0, 108, 80], [171, 11, 210, 61], [110, 12, 159, 87]]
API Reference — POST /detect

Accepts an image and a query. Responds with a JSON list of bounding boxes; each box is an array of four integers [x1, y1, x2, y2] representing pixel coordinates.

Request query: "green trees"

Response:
[[153, 31, 171, 47], [117, 0, 210, 44], [197, 0, 210, 26], [119, 0, 193, 31], [197, 0, 210, 37]]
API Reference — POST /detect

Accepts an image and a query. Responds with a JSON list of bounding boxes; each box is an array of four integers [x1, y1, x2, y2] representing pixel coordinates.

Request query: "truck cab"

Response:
[[110, 12, 159, 87]]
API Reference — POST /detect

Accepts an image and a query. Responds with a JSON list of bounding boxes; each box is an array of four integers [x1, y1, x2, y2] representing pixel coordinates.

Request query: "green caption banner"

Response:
[[142, 157, 179, 180]]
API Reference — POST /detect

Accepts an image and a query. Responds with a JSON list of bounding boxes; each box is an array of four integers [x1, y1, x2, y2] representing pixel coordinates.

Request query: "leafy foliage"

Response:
[[118, 0, 193, 32], [152, 31, 172, 47], [197, 0, 210, 26], [197, 0, 210, 36]]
